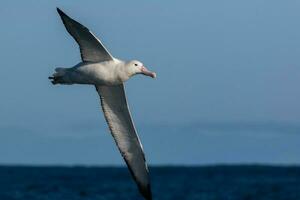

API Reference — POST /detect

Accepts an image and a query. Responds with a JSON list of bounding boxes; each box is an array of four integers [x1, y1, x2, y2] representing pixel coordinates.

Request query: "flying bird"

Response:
[[49, 8, 156, 200]]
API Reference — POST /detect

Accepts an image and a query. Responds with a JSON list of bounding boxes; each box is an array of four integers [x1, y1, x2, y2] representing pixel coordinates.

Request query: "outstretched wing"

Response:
[[57, 8, 113, 62], [95, 84, 152, 200]]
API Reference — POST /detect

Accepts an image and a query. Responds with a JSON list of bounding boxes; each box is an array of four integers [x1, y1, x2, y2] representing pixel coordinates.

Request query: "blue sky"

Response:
[[0, 0, 300, 165]]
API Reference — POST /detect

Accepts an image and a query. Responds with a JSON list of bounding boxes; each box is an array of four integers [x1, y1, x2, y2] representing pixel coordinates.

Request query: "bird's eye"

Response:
[[134, 63, 138, 66]]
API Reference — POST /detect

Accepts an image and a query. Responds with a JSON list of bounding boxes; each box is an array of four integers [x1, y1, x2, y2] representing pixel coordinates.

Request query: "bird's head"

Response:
[[125, 60, 156, 78]]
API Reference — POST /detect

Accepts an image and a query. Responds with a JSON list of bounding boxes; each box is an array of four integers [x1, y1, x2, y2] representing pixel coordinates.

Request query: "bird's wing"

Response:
[[57, 8, 113, 62], [95, 84, 152, 200]]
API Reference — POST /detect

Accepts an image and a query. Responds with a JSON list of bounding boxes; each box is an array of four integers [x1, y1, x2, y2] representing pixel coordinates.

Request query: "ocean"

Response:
[[0, 166, 299, 200]]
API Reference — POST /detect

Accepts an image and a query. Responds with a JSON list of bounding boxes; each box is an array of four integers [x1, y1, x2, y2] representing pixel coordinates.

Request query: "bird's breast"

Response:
[[74, 62, 125, 86]]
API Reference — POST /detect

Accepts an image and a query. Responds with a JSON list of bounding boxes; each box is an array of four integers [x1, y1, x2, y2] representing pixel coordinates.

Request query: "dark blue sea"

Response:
[[0, 166, 299, 200]]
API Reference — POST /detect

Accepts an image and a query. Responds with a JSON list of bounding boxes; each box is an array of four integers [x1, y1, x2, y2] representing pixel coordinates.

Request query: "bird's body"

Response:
[[53, 59, 130, 85], [49, 8, 156, 200]]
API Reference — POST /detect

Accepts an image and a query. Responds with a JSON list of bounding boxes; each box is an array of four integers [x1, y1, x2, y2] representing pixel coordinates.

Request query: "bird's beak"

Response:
[[141, 66, 156, 78]]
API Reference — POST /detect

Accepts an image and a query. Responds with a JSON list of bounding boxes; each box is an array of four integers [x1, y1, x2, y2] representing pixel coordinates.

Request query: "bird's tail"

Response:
[[48, 67, 69, 85]]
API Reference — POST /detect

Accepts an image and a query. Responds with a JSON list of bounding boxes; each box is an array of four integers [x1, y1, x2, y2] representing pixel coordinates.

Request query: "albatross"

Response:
[[49, 8, 156, 200]]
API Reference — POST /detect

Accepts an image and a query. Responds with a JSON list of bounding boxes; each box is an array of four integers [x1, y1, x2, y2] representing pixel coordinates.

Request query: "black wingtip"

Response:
[[144, 193, 152, 200], [56, 7, 66, 17], [141, 184, 152, 200]]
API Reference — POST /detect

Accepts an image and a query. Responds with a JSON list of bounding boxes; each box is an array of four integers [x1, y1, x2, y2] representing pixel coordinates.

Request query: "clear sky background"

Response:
[[0, 0, 300, 165]]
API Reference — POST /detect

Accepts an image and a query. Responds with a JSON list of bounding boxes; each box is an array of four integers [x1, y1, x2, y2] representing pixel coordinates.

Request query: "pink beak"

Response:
[[141, 66, 156, 78]]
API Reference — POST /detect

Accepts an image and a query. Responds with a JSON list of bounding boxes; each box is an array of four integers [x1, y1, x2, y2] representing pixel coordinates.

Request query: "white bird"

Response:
[[49, 8, 156, 200]]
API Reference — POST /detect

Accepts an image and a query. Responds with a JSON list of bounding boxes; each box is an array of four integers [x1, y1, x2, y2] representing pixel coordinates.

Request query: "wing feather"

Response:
[[95, 84, 152, 200], [57, 8, 113, 62]]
